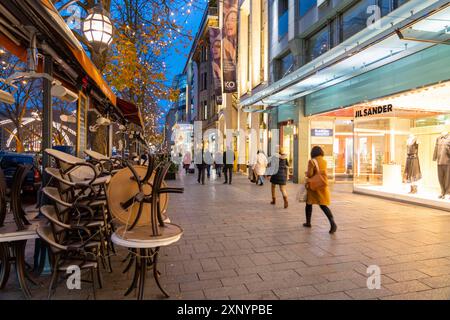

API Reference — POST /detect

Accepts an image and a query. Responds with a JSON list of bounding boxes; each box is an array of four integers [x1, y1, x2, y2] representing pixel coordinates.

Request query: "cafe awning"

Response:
[[239, 0, 449, 109], [117, 98, 145, 128], [0, 0, 144, 129]]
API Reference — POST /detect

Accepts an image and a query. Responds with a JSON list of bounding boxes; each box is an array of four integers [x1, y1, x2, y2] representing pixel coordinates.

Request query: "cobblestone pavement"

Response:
[[3, 172, 450, 300]]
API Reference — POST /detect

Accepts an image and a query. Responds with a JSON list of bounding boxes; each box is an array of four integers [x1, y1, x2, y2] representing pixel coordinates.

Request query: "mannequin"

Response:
[[433, 131, 450, 199], [404, 134, 421, 194]]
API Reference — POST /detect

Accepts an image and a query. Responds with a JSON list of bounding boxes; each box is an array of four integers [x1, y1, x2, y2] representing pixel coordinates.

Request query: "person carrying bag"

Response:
[[303, 146, 337, 234]]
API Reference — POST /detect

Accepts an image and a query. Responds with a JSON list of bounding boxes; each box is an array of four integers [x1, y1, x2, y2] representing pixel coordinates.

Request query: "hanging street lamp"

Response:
[[82, 4, 113, 54]]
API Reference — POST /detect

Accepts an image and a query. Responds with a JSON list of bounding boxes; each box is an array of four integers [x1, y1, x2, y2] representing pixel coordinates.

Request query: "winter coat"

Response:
[[223, 150, 235, 168], [306, 156, 331, 206], [270, 154, 289, 185], [183, 153, 192, 165], [253, 153, 268, 176]]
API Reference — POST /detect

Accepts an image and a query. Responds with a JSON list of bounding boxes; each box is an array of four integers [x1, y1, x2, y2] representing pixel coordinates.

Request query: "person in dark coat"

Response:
[[197, 149, 206, 185], [270, 147, 289, 208], [223, 147, 234, 185]]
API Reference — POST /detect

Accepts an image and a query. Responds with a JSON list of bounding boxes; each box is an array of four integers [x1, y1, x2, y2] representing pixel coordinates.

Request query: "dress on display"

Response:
[[433, 133, 450, 197], [404, 141, 422, 183]]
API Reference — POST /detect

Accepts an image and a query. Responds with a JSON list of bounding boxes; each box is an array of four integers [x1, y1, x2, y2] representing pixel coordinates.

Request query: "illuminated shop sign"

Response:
[[355, 104, 393, 118], [311, 129, 333, 137]]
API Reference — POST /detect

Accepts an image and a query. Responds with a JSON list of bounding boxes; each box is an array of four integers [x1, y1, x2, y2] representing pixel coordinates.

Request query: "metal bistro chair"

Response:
[[0, 165, 41, 298], [107, 155, 169, 274], [44, 149, 115, 268], [84, 149, 125, 176], [36, 225, 101, 299], [110, 162, 184, 299], [42, 181, 113, 273]]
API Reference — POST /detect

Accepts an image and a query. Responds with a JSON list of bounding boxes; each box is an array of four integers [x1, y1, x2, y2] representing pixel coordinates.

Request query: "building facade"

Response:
[[239, 0, 450, 210]]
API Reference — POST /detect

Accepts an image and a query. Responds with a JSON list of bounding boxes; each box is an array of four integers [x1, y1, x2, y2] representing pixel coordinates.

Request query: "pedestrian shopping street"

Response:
[[3, 172, 450, 300]]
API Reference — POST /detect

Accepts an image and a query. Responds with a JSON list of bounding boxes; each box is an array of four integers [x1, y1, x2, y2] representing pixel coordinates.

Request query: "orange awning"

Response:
[[117, 98, 145, 128]]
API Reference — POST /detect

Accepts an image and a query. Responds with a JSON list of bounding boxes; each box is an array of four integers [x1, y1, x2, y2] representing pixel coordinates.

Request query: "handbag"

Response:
[[308, 159, 327, 191], [296, 184, 307, 203]]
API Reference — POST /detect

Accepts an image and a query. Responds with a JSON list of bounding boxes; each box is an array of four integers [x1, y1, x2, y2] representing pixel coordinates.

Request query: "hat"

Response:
[[278, 146, 286, 155]]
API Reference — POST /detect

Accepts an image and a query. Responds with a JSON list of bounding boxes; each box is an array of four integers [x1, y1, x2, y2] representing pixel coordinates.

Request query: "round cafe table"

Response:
[[111, 224, 183, 300]]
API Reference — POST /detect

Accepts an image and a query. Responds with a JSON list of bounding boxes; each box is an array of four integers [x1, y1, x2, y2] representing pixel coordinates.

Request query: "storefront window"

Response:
[[353, 81, 450, 204], [281, 122, 295, 179], [306, 26, 329, 62]]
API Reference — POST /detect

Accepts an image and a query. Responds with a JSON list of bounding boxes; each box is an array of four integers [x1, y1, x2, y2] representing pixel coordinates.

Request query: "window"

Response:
[[299, 0, 317, 18], [200, 72, 207, 91], [201, 45, 208, 62], [278, 0, 289, 39], [306, 26, 329, 62], [340, 0, 392, 42], [394, 0, 410, 9], [277, 52, 294, 80], [203, 101, 208, 120]]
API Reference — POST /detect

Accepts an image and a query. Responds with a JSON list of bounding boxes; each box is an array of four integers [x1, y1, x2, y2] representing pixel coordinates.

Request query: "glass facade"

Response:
[[306, 26, 329, 62], [299, 0, 317, 18], [278, 52, 294, 80]]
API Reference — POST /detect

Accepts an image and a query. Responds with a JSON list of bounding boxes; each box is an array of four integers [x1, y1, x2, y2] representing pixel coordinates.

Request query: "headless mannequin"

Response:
[[406, 134, 418, 194], [434, 131, 450, 199]]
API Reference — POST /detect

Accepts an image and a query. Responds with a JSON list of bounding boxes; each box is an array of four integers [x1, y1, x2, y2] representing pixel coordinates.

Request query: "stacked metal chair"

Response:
[[37, 149, 115, 299], [0, 165, 40, 298]]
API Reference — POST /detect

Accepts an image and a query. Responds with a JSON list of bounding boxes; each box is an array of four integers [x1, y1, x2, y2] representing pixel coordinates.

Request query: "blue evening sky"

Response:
[[160, 1, 207, 119]]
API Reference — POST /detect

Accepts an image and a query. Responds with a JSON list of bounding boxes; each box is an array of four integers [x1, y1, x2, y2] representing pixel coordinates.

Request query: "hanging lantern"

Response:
[[82, 4, 113, 53]]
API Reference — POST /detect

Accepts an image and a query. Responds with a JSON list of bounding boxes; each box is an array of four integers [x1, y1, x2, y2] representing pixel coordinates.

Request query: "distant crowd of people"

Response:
[[180, 145, 337, 234]]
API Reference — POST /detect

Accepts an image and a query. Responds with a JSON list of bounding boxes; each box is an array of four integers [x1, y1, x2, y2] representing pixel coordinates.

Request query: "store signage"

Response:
[[355, 104, 393, 118], [311, 129, 333, 137]]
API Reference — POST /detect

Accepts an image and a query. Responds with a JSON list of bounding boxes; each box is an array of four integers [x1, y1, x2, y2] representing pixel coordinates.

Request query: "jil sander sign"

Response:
[[355, 104, 393, 118]]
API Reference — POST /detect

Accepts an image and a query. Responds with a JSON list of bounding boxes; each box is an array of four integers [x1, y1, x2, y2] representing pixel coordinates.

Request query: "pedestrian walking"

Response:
[[304, 146, 337, 234], [223, 147, 234, 185], [214, 150, 223, 178], [205, 149, 212, 178], [270, 147, 289, 208], [183, 151, 192, 174], [197, 149, 206, 185], [253, 150, 268, 186]]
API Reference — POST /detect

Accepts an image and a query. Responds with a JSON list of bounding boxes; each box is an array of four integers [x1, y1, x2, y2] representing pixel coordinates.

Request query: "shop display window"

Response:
[[353, 82, 450, 204]]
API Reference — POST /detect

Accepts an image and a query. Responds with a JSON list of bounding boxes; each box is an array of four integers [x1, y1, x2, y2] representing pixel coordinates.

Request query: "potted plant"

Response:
[[165, 161, 178, 180]]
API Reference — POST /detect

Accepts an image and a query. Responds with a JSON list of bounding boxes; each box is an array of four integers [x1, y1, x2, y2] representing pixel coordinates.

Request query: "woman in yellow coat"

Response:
[[304, 146, 337, 234]]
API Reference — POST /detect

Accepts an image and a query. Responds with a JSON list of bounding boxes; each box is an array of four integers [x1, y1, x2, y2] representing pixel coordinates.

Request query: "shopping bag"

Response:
[[296, 184, 307, 203], [308, 159, 327, 191]]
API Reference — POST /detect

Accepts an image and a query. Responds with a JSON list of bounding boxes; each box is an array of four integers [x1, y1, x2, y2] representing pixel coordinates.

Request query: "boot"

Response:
[[329, 219, 338, 234], [283, 196, 288, 209], [270, 198, 276, 205], [321, 206, 337, 234], [412, 185, 418, 194], [303, 210, 312, 228]]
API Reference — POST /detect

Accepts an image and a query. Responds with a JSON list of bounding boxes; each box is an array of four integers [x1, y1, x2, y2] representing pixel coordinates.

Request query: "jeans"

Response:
[[271, 184, 287, 199], [257, 175, 264, 185]]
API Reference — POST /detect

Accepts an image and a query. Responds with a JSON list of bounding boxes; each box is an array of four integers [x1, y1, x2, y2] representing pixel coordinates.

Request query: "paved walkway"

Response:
[[3, 172, 450, 300]]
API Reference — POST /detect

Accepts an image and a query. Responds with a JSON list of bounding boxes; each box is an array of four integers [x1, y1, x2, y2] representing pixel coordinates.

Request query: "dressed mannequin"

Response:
[[433, 131, 450, 199], [404, 134, 421, 194]]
